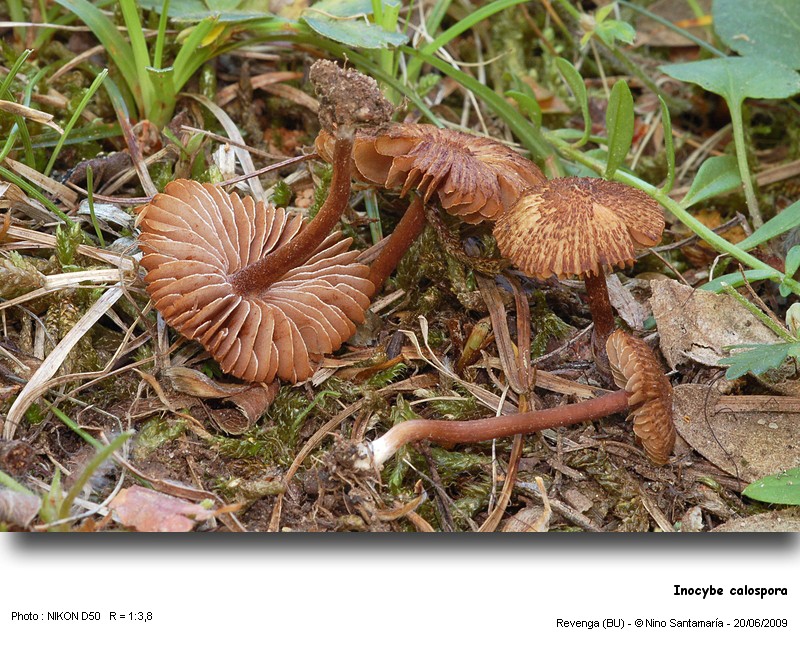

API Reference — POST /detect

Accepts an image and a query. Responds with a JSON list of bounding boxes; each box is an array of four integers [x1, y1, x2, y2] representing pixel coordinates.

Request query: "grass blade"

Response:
[[659, 96, 676, 194], [400, 47, 555, 165], [45, 69, 108, 176], [604, 79, 634, 179], [172, 17, 219, 89], [54, 0, 140, 104]]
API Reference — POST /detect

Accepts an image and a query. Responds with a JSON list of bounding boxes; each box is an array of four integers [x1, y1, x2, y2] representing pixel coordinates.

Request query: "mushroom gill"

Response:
[[606, 329, 676, 465], [139, 179, 374, 383], [316, 123, 545, 223]]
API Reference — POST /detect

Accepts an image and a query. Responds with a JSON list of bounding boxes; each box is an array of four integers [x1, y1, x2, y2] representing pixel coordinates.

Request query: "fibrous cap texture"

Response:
[[316, 123, 545, 223], [606, 329, 676, 465], [493, 176, 665, 278], [139, 180, 374, 383]]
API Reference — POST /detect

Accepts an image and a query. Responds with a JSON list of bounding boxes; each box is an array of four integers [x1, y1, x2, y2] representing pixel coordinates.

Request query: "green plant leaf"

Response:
[[145, 67, 177, 127], [400, 47, 554, 162], [54, 0, 139, 104], [506, 91, 542, 127], [594, 18, 636, 47], [718, 341, 799, 379], [663, 57, 800, 227], [604, 79, 634, 179], [700, 269, 778, 292], [506, 72, 542, 126], [555, 57, 590, 147], [659, 96, 675, 194], [138, 0, 268, 21], [172, 17, 220, 88], [303, 0, 409, 48], [786, 245, 800, 278], [737, 200, 800, 251], [743, 467, 800, 505], [780, 245, 800, 296], [661, 57, 800, 108], [714, 0, 800, 69], [680, 155, 741, 208]]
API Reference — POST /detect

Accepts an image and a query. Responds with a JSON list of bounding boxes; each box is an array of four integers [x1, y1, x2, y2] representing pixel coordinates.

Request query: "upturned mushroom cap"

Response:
[[493, 177, 665, 278], [139, 180, 374, 384], [606, 330, 675, 465], [316, 123, 545, 223]]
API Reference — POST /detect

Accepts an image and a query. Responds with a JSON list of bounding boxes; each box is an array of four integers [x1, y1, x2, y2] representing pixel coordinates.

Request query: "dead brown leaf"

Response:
[[0, 487, 40, 527], [607, 274, 648, 331], [713, 508, 800, 532], [650, 279, 777, 370], [110, 485, 219, 532], [673, 384, 800, 482]]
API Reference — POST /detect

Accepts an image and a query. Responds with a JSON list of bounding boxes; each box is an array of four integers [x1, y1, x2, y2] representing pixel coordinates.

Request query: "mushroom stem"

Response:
[[368, 195, 426, 291], [583, 270, 615, 376], [229, 126, 356, 296], [361, 388, 630, 469]]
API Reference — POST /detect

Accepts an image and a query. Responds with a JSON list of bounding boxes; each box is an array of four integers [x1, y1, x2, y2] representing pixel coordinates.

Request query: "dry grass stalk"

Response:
[[3, 284, 125, 442]]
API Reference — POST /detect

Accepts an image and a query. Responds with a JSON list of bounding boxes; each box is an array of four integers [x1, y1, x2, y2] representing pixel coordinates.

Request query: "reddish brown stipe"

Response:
[[356, 329, 674, 468]]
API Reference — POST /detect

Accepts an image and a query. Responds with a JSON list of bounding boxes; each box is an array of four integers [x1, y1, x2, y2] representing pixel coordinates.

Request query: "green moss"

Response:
[[452, 476, 493, 523], [25, 403, 45, 425], [429, 445, 490, 480], [365, 361, 408, 388], [308, 164, 333, 220], [209, 386, 343, 468], [270, 180, 292, 207], [568, 448, 649, 530], [134, 417, 187, 461], [0, 252, 47, 298], [529, 290, 572, 359], [426, 386, 483, 421], [55, 222, 83, 268]]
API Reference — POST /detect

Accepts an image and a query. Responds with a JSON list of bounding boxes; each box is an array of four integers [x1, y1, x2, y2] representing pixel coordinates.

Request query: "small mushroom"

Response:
[[352, 329, 675, 469], [139, 180, 374, 383], [606, 329, 676, 465], [493, 176, 665, 370], [316, 123, 545, 289], [318, 123, 544, 223]]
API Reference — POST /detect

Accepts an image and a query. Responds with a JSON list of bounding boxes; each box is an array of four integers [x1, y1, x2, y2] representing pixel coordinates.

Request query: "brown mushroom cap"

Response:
[[316, 123, 545, 223], [606, 329, 675, 465], [139, 180, 374, 384], [493, 176, 665, 278]]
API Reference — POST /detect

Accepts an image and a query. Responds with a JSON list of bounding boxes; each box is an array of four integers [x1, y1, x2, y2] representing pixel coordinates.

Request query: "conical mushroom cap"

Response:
[[606, 330, 675, 465], [316, 123, 545, 223], [493, 177, 665, 278], [139, 180, 374, 384]]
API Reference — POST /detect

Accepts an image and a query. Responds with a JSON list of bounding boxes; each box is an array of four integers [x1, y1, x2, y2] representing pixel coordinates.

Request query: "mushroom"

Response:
[[606, 329, 675, 465], [352, 330, 675, 469], [139, 179, 374, 383], [493, 176, 665, 371], [316, 123, 546, 290], [231, 60, 393, 294]]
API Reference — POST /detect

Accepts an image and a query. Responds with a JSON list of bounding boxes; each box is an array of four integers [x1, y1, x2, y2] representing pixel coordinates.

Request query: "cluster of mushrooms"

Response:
[[137, 60, 676, 468]]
